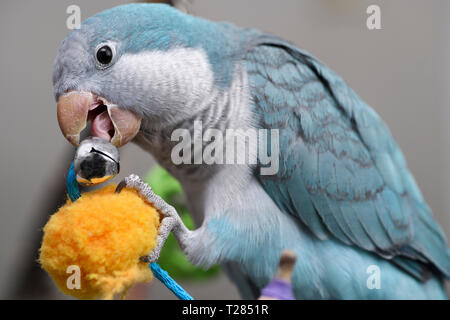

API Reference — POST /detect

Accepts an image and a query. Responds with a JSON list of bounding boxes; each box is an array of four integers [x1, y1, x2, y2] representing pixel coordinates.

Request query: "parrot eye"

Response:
[[94, 43, 116, 69], [97, 46, 112, 64]]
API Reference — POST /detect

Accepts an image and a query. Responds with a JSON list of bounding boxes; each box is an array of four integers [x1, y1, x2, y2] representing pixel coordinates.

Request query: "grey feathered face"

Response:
[[53, 22, 144, 148], [53, 6, 217, 148]]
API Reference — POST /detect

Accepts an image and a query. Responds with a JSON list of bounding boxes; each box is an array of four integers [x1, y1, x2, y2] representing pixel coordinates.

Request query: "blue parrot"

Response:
[[53, 4, 450, 299]]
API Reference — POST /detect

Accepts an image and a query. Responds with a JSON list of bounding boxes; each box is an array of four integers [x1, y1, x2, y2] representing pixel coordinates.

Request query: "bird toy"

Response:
[[39, 137, 193, 300]]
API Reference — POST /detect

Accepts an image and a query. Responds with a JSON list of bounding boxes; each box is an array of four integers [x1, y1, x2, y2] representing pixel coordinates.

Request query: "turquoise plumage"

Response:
[[245, 35, 450, 290]]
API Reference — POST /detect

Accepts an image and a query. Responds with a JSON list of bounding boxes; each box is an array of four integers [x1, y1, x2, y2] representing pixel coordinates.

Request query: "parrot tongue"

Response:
[[91, 110, 114, 141]]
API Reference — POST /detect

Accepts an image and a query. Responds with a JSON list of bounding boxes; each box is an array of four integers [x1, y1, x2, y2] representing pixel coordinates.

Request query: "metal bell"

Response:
[[74, 137, 120, 186]]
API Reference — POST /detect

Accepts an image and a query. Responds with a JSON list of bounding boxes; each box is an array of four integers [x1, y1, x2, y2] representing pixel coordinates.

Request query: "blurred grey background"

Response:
[[0, 0, 449, 299]]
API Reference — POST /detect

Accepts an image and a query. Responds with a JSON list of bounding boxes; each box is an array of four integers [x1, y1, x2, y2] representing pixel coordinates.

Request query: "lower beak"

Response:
[[57, 91, 141, 147]]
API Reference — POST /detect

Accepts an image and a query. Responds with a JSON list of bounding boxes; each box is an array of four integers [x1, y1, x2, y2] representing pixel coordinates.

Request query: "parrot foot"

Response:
[[116, 174, 190, 263], [139, 216, 178, 263]]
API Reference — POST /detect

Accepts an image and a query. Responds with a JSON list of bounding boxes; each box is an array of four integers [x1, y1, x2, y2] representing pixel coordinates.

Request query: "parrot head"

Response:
[[53, 3, 244, 147]]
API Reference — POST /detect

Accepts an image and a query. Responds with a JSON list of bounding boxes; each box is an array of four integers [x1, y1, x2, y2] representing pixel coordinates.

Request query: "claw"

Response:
[[115, 179, 127, 194], [140, 250, 159, 263], [139, 256, 151, 263]]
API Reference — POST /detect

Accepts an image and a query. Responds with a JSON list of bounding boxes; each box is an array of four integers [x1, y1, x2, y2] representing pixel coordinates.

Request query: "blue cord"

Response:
[[66, 161, 194, 300], [67, 162, 81, 202], [150, 262, 194, 300]]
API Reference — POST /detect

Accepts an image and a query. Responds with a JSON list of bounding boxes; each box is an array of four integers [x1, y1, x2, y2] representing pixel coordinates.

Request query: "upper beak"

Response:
[[57, 91, 141, 147]]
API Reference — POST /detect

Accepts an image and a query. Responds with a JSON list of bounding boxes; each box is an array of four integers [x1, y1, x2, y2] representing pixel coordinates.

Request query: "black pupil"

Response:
[[96, 46, 112, 64]]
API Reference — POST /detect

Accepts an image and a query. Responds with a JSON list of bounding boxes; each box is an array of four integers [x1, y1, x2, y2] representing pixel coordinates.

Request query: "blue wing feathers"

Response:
[[245, 35, 450, 280]]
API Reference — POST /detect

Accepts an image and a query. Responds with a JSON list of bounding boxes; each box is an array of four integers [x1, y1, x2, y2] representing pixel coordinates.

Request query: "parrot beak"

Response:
[[57, 91, 141, 147]]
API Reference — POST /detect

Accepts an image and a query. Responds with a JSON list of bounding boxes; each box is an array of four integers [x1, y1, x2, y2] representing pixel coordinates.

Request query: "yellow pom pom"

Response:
[[39, 184, 160, 300]]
